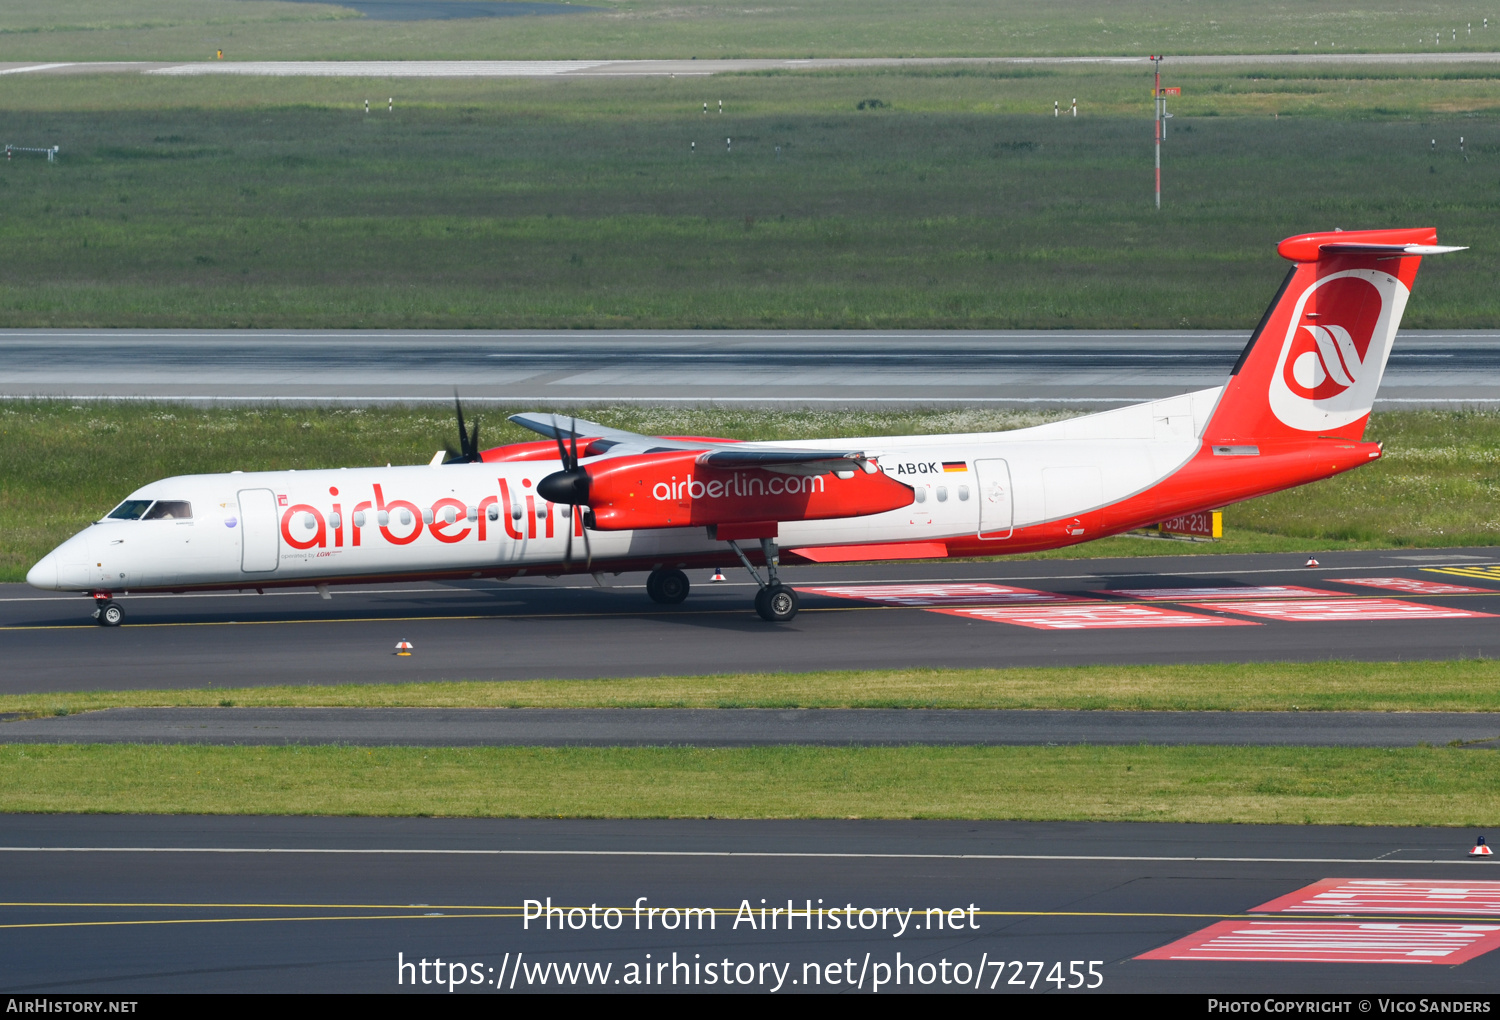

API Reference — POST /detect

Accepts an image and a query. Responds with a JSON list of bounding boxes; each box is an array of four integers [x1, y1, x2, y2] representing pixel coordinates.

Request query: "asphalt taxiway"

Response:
[[3, 548, 1497, 693], [4, 815, 1498, 993], [3, 707, 1498, 747], [2, 330, 1498, 407]]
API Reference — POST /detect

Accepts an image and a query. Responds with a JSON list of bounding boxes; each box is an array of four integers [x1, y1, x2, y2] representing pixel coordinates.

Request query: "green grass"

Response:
[[5, 402, 1498, 580], [1, 0, 1494, 61], [12, 660, 1500, 717], [2, 68, 1499, 329], [3, 743, 1495, 824]]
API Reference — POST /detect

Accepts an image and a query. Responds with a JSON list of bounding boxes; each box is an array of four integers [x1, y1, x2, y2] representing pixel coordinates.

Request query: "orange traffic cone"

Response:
[[394, 641, 413, 656], [1470, 836, 1493, 858], [1305, 557, 1320, 568], [709, 568, 727, 583]]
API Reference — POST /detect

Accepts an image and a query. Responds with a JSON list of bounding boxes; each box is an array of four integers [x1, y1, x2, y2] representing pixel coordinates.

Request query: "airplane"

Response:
[[27, 227, 1461, 626]]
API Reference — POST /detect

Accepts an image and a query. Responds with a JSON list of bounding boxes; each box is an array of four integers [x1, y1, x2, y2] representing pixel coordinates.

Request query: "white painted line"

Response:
[[147, 61, 610, 78], [0, 846, 1474, 864], [0, 64, 72, 75]]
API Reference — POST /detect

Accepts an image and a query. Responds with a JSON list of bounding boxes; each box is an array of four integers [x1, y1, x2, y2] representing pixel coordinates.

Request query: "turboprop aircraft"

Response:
[[27, 227, 1461, 625]]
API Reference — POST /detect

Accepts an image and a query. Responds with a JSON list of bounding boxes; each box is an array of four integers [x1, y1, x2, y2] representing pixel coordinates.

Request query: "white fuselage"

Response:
[[26, 389, 1220, 593]]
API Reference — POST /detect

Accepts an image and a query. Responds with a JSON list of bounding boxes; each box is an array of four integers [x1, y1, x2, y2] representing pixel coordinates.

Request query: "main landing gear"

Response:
[[91, 592, 124, 627], [646, 568, 691, 605], [726, 537, 799, 623]]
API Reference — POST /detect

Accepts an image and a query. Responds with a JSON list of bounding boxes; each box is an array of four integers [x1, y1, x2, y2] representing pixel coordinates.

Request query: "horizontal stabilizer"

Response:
[[1319, 243, 1467, 258], [1275, 228, 1459, 262]]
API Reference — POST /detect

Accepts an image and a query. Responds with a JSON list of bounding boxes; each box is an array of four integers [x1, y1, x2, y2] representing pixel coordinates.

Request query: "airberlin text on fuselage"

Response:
[[277, 479, 574, 551], [651, 473, 826, 501]]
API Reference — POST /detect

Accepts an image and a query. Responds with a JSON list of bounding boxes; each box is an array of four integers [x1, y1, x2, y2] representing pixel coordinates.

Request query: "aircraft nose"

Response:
[[26, 553, 58, 591]]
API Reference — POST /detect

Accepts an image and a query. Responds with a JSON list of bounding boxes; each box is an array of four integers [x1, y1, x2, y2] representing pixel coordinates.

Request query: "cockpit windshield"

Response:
[[142, 501, 193, 520], [105, 500, 153, 520]]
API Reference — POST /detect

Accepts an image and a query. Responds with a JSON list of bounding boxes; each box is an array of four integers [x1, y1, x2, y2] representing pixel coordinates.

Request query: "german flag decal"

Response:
[[942, 461, 967, 473]]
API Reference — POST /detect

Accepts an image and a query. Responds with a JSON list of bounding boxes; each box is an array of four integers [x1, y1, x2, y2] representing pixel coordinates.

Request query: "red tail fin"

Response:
[[1204, 227, 1458, 443]]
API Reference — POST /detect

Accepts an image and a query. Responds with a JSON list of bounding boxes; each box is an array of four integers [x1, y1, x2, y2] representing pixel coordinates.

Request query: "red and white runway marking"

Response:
[[1194, 597, 1494, 623], [794, 583, 1080, 607], [1136, 920, 1500, 964], [1331, 577, 1496, 596], [928, 603, 1254, 630], [1098, 585, 1341, 601], [1253, 879, 1500, 917]]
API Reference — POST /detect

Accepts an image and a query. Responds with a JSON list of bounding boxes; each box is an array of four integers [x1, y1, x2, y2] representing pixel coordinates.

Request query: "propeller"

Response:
[[537, 415, 592, 570], [443, 392, 482, 463]]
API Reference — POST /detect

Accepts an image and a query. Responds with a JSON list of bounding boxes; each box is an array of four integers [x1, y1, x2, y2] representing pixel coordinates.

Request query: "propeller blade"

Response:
[[454, 393, 468, 456], [446, 392, 482, 462], [563, 510, 573, 569], [569, 416, 578, 469], [550, 414, 570, 468], [582, 520, 592, 572]]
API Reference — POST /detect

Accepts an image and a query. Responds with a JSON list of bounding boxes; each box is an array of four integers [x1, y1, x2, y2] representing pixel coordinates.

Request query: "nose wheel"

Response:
[[725, 537, 800, 623], [93, 599, 124, 627]]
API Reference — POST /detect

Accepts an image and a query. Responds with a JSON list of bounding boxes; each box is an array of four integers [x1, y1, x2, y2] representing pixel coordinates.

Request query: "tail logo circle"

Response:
[[1268, 268, 1406, 432], [1280, 276, 1382, 400]]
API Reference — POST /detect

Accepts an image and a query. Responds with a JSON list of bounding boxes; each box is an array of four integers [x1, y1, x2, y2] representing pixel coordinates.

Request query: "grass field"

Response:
[[1, 67, 1498, 329], [2, 743, 1494, 824], [3, 402, 1498, 580], [1, 0, 1496, 62], [12, 660, 1500, 717]]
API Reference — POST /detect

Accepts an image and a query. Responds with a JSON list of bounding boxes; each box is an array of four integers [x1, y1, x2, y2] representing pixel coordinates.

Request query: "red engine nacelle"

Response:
[[581, 450, 914, 531]]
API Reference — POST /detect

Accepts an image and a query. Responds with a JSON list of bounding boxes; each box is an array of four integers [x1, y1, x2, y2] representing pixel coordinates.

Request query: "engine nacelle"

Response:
[[579, 450, 914, 531]]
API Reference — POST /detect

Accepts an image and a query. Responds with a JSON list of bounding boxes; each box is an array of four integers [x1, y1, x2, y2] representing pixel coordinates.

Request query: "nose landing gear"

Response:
[[91, 592, 124, 627], [726, 537, 799, 623]]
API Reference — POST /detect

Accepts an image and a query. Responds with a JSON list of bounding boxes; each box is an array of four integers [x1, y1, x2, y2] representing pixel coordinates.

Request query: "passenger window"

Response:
[[106, 499, 153, 520], [142, 500, 193, 520]]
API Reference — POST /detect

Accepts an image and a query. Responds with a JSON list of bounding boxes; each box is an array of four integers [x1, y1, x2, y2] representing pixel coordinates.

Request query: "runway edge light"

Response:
[[710, 568, 727, 583], [1305, 557, 1320, 568], [1470, 836, 1493, 858], [395, 641, 413, 656]]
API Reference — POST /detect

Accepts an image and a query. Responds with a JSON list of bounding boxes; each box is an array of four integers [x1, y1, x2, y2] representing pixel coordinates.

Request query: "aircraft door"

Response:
[[974, 458, 1013, 540], [238, 488, 280, 573]]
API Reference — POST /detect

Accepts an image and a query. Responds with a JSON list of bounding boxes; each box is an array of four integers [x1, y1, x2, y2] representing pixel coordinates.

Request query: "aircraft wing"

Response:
[[694, 447, 876, 475], [507, 413, 874, 474]]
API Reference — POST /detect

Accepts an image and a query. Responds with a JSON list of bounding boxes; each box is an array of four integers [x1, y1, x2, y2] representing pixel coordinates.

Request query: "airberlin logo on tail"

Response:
[[1281, 276, 1381, 400], [1268, 268, 1408, 432]]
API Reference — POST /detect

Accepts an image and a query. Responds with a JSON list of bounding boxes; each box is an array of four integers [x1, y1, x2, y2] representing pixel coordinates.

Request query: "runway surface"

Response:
[[5, 815, 1499, 993], [4, 707, 1499, 747], [4, 548, 1499, 693], [2, 330, 1497, 407], [8, 53, 1500, 78]]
